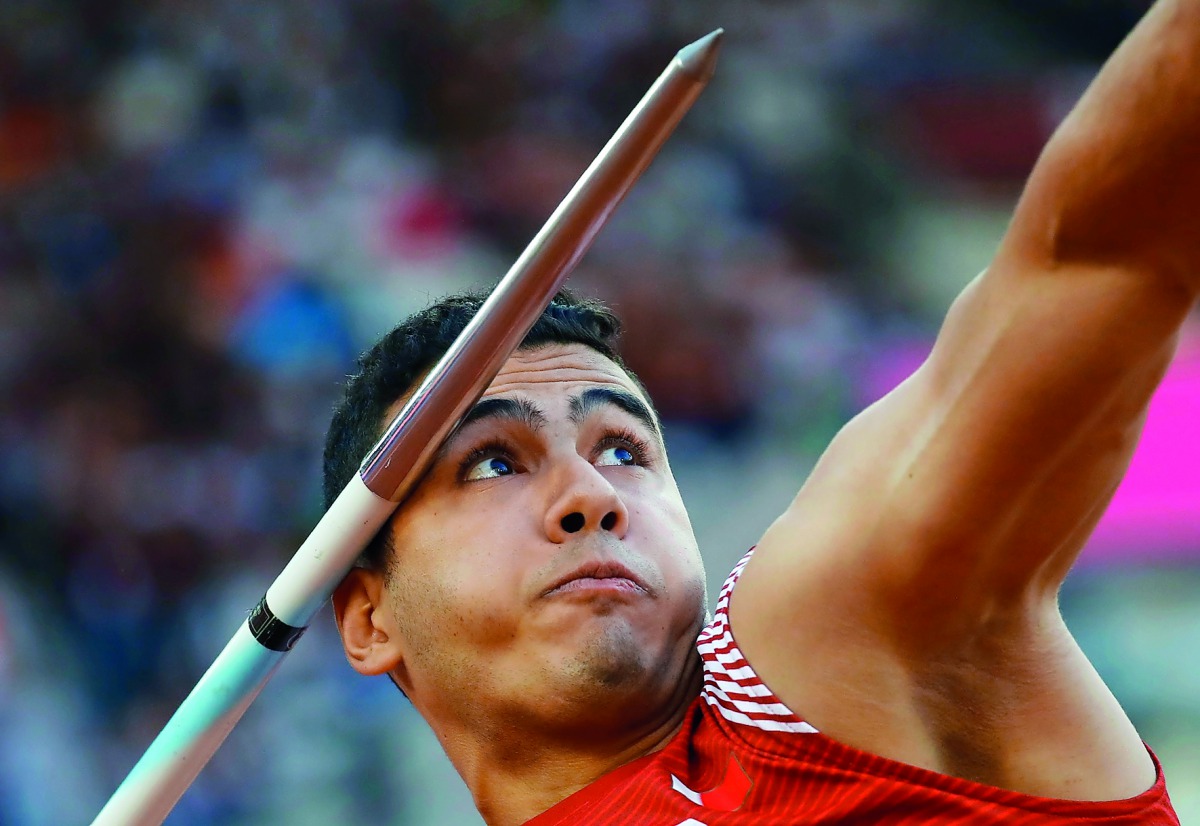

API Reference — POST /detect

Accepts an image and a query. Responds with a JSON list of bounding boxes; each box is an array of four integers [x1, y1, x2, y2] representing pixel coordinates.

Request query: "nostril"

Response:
[[561, 512, 585, 533], [600, 512, 617, 531]]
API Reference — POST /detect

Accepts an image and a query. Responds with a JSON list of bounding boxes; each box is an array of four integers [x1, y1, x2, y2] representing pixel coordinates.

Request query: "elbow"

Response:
[[1019, 134, 1200, 300]]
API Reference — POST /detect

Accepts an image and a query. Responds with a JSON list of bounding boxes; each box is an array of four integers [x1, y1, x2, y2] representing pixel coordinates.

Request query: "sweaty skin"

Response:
[[334, 345, 707, 825]]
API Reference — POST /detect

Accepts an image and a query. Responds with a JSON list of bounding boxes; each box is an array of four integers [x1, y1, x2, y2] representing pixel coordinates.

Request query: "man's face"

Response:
[[343, 342, 706, 736]]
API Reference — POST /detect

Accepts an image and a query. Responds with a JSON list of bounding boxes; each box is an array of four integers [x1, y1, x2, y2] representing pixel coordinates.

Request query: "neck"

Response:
[[433, 654, 703, 826]]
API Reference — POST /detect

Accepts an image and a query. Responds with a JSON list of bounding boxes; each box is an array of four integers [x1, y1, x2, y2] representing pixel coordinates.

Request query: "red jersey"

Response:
[[526, 551, 1179, 825]]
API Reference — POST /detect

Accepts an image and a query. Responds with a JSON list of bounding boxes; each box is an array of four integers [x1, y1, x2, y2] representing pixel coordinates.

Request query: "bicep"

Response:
[[745, 258, 1187, 643], [870, 262, 1182, 603]]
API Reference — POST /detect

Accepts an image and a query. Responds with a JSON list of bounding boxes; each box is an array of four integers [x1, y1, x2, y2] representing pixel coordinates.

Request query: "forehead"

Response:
[[482, 343, 646, 408]]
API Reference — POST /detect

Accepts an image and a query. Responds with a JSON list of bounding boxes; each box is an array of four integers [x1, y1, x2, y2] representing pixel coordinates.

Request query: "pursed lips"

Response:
[[542, 560, 649, 597]]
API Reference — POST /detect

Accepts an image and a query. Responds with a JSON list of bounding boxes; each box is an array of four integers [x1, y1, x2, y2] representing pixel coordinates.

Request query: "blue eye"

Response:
[[465, 456, 514, 481], [596, 445, 636, 467]]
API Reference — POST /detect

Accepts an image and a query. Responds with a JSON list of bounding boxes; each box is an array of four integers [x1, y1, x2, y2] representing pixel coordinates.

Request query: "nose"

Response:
[[543, 456, 630, 544]]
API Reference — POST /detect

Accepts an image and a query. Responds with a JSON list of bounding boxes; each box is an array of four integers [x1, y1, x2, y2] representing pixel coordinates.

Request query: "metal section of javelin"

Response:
[[358, 27, 725, 505], [92, 29, 723, 826]]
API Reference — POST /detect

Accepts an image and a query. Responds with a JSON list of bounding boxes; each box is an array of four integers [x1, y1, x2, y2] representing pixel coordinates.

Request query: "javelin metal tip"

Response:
[[676, 28, 724, 80]]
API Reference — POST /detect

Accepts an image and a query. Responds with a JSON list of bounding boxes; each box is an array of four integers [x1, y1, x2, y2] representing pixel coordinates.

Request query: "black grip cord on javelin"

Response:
[[248, 595, 307, 652]]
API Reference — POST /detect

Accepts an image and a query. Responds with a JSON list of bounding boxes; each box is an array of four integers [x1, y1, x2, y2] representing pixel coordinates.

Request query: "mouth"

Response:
[[542, 560, 649, 598]]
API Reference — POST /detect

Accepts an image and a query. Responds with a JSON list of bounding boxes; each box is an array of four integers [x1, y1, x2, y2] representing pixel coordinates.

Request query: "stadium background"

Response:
[[0, 0, 1196, 822]]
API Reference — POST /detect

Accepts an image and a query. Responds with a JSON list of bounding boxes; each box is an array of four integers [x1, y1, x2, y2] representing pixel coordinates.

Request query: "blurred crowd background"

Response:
[[1, 0, 1197, 823]]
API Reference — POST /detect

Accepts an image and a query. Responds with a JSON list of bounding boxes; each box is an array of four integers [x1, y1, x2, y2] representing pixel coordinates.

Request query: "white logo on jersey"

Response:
[[669, 752, 753, 812]]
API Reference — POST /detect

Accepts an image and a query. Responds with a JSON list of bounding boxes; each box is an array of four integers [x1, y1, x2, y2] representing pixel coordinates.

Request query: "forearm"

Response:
[[1010, 0, 1200, 293]]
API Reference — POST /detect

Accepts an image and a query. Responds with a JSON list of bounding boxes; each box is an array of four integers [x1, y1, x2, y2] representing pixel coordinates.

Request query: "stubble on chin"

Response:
[[561, 621, 648, 691]]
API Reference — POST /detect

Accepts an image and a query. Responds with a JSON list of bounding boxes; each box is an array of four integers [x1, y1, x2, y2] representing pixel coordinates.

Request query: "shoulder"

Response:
[[695, 549, 817, 736]]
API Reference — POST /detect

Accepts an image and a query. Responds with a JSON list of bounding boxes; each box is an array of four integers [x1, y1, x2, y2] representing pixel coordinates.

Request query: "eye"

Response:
[[595, 427, 653, 468], [596, 445, 637, 467], [461, 450, 517, 481]]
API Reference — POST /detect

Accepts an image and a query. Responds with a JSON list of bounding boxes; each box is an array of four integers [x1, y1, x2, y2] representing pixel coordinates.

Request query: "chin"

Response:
[[551, 621, 668, 707]]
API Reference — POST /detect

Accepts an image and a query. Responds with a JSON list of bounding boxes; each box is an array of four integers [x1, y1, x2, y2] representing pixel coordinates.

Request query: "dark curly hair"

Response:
[[322, 287, 638, 569]]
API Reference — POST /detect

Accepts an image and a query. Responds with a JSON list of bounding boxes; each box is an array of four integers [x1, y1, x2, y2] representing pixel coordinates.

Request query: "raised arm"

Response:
[[853, 0, 1200, 609], [1018, 0, 1200, 286], [730, 0, 1200, 796]]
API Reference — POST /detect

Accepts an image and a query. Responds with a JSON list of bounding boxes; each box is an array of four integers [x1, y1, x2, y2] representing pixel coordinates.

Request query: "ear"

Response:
[[331, 567, 405, 677]]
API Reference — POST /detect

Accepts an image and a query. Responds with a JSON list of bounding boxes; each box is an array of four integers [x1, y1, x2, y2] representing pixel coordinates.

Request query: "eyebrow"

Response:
[[456, 396, 547, 433], [433, 396, 547, 465], [435, 386, 660, 465], [569, 387, 660, 437]]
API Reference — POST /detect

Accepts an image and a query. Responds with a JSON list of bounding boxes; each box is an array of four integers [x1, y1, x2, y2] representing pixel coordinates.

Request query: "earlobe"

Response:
[[332, 567, 404, 677]]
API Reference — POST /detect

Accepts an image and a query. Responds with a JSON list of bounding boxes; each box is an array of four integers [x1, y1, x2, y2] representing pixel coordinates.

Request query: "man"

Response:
[[323, 1, 1193, 823]]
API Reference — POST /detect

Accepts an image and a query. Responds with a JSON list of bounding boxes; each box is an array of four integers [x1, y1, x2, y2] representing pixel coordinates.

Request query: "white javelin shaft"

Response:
[[92, 29, 722, 826]]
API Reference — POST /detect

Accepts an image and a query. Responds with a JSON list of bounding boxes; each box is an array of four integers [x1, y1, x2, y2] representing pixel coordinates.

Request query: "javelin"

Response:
[[92, 29, 724, 826]]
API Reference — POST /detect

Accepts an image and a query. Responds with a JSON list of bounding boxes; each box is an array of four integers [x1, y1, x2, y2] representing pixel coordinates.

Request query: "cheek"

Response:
[[387, 517, 527, 649], [628, 485, 705, 589], [386, 566, 454, 656], [635, 477, 698, 549]]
